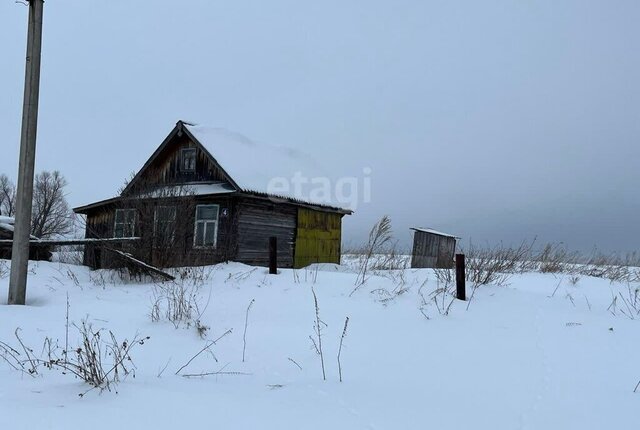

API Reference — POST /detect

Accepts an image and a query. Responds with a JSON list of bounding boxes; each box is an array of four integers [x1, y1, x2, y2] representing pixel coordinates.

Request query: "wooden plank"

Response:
[[107, 248, 175, 281], [294, 208, 342, 268], [269, 236, 277, 274], [235, 199, 296, 267], [0, 237, 140, 247]]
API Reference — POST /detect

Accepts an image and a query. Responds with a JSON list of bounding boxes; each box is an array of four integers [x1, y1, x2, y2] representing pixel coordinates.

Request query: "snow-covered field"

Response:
[[0, 258, 639, 429]]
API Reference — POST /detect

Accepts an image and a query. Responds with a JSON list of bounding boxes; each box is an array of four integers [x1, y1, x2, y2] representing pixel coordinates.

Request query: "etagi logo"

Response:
[[266, 168, 372, 210]]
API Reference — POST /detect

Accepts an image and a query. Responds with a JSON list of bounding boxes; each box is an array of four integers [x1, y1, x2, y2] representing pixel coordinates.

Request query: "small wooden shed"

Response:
[[410, 228, 458, 269]]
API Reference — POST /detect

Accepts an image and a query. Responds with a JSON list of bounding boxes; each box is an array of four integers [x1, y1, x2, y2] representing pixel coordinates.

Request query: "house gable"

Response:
[[122, 122, 239, 196]]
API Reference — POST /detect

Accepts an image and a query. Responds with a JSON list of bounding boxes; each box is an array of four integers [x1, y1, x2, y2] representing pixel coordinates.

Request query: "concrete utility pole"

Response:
[[8, 0, 45, 305]]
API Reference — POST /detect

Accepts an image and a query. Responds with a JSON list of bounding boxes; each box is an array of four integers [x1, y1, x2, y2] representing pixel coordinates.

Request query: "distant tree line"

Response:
[[0, 171, 73, 239]]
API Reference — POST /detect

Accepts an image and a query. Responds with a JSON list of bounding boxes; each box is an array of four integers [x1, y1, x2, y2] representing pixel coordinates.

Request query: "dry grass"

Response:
[[350, 216, 394, 295], [347, 236, 639, 288], [150, 266, 214, 329], [459, 240, 640, 286], [1, 323, 148, 395], [150, 280, 204, 328]]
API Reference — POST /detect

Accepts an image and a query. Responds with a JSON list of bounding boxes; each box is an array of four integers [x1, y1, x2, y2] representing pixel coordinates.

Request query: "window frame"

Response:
[[181, 148, 197, 173], [113, 208, 137, 238], [153, 206, 177, 245], [193, 204, 219, 248]]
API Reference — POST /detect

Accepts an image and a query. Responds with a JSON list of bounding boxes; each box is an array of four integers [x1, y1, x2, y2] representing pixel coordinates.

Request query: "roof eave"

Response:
[[73, 196, 122, 214], [238, 191, 353, 215], [410, 227, 459, 239]]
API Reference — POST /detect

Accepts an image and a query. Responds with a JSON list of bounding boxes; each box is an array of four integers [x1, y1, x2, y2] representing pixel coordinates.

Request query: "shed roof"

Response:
[[411, 227, 460, 239]]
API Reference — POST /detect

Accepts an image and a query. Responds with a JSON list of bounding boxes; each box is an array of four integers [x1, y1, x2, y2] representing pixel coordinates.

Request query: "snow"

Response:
[[0, 216, 15, 233], [0, 259, 638, 429], [0, 217, 44, 240], [185, 124, 343, 208], [138, 182, 236, 198]]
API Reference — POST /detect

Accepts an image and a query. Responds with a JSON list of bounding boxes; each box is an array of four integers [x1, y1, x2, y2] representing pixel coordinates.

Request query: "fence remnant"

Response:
[[456, 254, 466, 301], [269, 236, 278, 275]]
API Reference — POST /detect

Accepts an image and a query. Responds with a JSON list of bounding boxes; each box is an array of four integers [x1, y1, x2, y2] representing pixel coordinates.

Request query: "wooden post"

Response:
[[8, 0, 45, 305], [455, 253, 466, 301], [268, 236, 277, 275]]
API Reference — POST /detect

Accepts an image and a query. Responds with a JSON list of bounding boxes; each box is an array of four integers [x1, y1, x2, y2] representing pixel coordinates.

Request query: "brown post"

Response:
[[455, 253, 466, 301], [269, 236, 277, 275]]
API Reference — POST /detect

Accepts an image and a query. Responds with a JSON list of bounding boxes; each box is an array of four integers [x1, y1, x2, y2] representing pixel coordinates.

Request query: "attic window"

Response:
[[181, 148, 196, 172]]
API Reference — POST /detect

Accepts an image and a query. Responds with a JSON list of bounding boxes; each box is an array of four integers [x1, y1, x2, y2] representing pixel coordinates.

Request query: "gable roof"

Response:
[[182, 123, 330, 199], [79, 121, 351, 214]]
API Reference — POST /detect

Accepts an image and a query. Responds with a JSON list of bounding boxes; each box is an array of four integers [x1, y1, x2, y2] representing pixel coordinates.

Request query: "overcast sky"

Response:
[[1, 1, 639, 252]]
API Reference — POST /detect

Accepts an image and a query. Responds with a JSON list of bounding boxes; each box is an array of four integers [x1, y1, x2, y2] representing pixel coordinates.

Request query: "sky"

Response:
[[1, 0, 639, 252]]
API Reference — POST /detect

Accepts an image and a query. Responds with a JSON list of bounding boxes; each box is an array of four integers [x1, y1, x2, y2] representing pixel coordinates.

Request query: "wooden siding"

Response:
[[235, 199, 296, 268], [83, 208, 116, 268], [82, 196, 236, 269], [411, 231, 456, 269], [124, 134, 231, 194], [294, 208, 341, 268]]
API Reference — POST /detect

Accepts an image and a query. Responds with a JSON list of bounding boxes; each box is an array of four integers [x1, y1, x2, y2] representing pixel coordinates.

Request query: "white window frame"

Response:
[[154, 206, 177, 244], [181, 148, 196, 172], [193, 204, 219, 248], [113, 208, 137, 238]]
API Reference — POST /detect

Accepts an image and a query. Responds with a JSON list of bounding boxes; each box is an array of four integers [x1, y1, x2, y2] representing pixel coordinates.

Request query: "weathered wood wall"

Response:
[[294, 208, 342, 268], [82, 196, 236, 269], [83, 207, 116, 268], [235, 198, 297, 268], [411, 231, 456, 269], [124, 134, 230, 194]]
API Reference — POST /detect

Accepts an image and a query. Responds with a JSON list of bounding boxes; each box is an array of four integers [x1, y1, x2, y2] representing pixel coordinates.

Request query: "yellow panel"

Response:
[[294, 208, 342, 268]]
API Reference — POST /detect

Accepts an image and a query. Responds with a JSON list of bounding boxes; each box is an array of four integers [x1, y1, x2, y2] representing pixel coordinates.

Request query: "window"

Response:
[[181, 148, 196, 172], [194, 204, 219, 247], [114, 209, 136, 238], [154, 206, 177, 244]]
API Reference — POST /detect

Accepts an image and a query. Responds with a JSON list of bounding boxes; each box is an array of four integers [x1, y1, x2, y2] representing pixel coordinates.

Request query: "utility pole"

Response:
[[8, 0, 45, 305]]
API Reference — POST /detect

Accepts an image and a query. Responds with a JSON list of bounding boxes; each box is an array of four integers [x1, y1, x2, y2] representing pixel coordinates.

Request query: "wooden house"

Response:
[[410, 228, 458, 269], [73, 121, 352, 270]]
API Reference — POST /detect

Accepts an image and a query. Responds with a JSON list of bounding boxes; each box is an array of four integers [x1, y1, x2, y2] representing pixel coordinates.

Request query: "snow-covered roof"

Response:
[[0, 217, 40, 239], [0, 216, 14, 233], [75, 122, 352, 214], [139, 182, 236, 198], [411, 227, 460, 239], [184, 124, 345, 209], [0, 216, 14, 225]]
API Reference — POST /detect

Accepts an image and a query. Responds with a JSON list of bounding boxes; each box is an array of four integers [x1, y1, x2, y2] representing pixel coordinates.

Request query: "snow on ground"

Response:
[[0, 258, 638, 429]]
